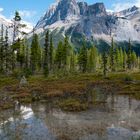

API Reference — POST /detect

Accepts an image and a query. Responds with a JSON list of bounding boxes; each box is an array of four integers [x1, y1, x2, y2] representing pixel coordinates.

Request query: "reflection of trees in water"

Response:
[[128, 95, 132, 110], [0, 89, 140, 140], [31, 100, 108, 140], [86, 86, 113, 112]]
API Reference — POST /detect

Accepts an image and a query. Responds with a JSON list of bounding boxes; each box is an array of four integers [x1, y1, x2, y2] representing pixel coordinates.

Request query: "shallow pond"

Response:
[[0, 89, 140, 140]]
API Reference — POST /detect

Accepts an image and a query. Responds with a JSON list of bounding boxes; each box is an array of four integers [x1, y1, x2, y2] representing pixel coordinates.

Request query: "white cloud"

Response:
[[112, 0, 140, 12], [0, 7, 4, 12], [106, 9, 114, 13], [9, 10, 36, 26], [18, 10, 37, 18]]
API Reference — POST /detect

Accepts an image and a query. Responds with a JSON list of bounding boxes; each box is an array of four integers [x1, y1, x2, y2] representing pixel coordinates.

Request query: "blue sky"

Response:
[[0, 0, 139, 26]]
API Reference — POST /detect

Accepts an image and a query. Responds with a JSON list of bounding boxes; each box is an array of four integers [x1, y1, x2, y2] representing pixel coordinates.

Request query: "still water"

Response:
[[0, 90, 140, 140]]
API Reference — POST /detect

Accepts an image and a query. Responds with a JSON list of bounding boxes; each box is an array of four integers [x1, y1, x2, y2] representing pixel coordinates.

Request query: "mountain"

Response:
[[34, 0, 140, 51]]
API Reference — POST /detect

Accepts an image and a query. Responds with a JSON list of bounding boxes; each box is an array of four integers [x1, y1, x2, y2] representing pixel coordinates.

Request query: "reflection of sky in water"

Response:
[[0, 93, 140, 140], [0, 105, 55, 140]]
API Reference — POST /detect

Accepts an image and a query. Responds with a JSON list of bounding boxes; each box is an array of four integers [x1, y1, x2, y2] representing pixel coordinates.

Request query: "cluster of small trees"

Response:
[[0, 12, 140, 77]]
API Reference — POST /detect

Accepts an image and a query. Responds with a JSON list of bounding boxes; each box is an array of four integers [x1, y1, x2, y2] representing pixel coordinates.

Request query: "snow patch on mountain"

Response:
[[45, 15, 80, 31]]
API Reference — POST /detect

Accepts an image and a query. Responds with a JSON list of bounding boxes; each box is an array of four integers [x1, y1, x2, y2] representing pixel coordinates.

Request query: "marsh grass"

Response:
[[0, 72, 140, 111]]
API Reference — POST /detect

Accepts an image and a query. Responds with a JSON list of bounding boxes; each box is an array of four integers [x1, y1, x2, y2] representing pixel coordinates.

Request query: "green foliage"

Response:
[[127, 39, 132, 69], [12, 67, 32, 79], [44, 31, 49, 73], [14, 11, 21, 21], [0, 10, 140, 78], [109, 38, 115, 72], [123, 75, 133, 82], [31, 34, 41, 73], [78, 42, 88, 73], [102, 52, 108, 77], [55, 41, 63, 69], [49, 34, 54, 70], [87, 46, 98, 72], [23, 68, 32, 78]]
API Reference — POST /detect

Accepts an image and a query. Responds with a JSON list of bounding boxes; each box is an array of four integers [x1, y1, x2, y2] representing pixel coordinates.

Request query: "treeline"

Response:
[[0, 12, 140, 78]]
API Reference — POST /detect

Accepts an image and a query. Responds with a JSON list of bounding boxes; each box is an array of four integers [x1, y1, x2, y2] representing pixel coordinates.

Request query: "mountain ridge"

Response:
[[34, 0, 140, 46]]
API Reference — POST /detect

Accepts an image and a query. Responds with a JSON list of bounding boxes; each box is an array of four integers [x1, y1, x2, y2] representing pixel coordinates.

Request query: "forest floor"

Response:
[[0, 72, 140, 111]]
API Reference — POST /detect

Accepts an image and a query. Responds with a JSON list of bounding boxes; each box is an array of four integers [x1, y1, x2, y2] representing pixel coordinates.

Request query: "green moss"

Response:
[[0, 103, 14, 110], [0, 77, 17, 88], [20, 97, 32, 103]]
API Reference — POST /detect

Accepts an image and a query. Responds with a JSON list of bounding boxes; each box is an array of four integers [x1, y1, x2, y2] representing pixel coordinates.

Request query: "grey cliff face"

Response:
[[36, 0, 80, 28], [35, 0, 140, 43]]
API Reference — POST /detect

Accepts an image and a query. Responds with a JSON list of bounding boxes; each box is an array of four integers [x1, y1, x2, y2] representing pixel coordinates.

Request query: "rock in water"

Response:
[[19, 76, 28, 87]]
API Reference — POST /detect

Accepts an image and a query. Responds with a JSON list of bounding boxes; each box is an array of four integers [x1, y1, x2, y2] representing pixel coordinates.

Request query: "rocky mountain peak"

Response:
[[36, 0, 80, 29], [88, 3, 107, 16], [115, 5, 140, 18], [34, 1, 140, 44]]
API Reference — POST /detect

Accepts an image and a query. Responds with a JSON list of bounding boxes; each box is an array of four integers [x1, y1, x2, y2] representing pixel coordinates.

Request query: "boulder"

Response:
[[19, 76, 28, 87]]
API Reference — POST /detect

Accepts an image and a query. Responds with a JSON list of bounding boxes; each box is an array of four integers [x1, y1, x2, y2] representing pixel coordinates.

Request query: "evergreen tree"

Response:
[[87, 46, 98, 73], [11, 11, 26, 71], [123, 49, 127, 70], [119, 48, 124, 70], [78, 42, 87, 73], [4, 28, 10, 74], [62, 36, 70, 70], [49, 34, 54, 71], [24, 39, 30, 69], [18, 40, 26, 68], [0, 24, 4, 73], [12, 11, 22, 42], [109, 38, 115, 72], [44, 31, 50, 76], [16, 39, 24, 68], [131, 51, 137, 69], [30, 34, 41, 73], [55, 41, 63, 69], [115, 48, 120, 71], [127, 39, 132, 70], [70, 49, 76, 72], [102, 52, 108, 77]]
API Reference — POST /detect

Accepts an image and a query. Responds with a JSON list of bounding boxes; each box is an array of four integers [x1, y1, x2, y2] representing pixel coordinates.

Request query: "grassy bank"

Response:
[[0, 72, 140, 111]]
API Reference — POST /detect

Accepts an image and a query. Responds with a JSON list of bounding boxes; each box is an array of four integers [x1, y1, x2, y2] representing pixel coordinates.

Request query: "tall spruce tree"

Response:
[[110, 38, 115, 72], [87, 46, 98, 73], [44, 31, 50, 76], [78, 41, 87, 73], [123, 49, 127, 70], [11, 11, 26, 71], [49, 34, 54, 71], [102, 52, 108, 77], [0, 24, 4, 73], [127, 39, 132, 70], [62, 36, 69, 70], [30, 34, 41, 74], [4, 28, 10, 74], [24, 39, 30, 69], [12, 11, 21, 42], [115, 48, 120, 71], [131, 51, 137, 69], [119, 48, 124, 70], [70, 49, 76, 72], [55, 41, 63, 69]]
